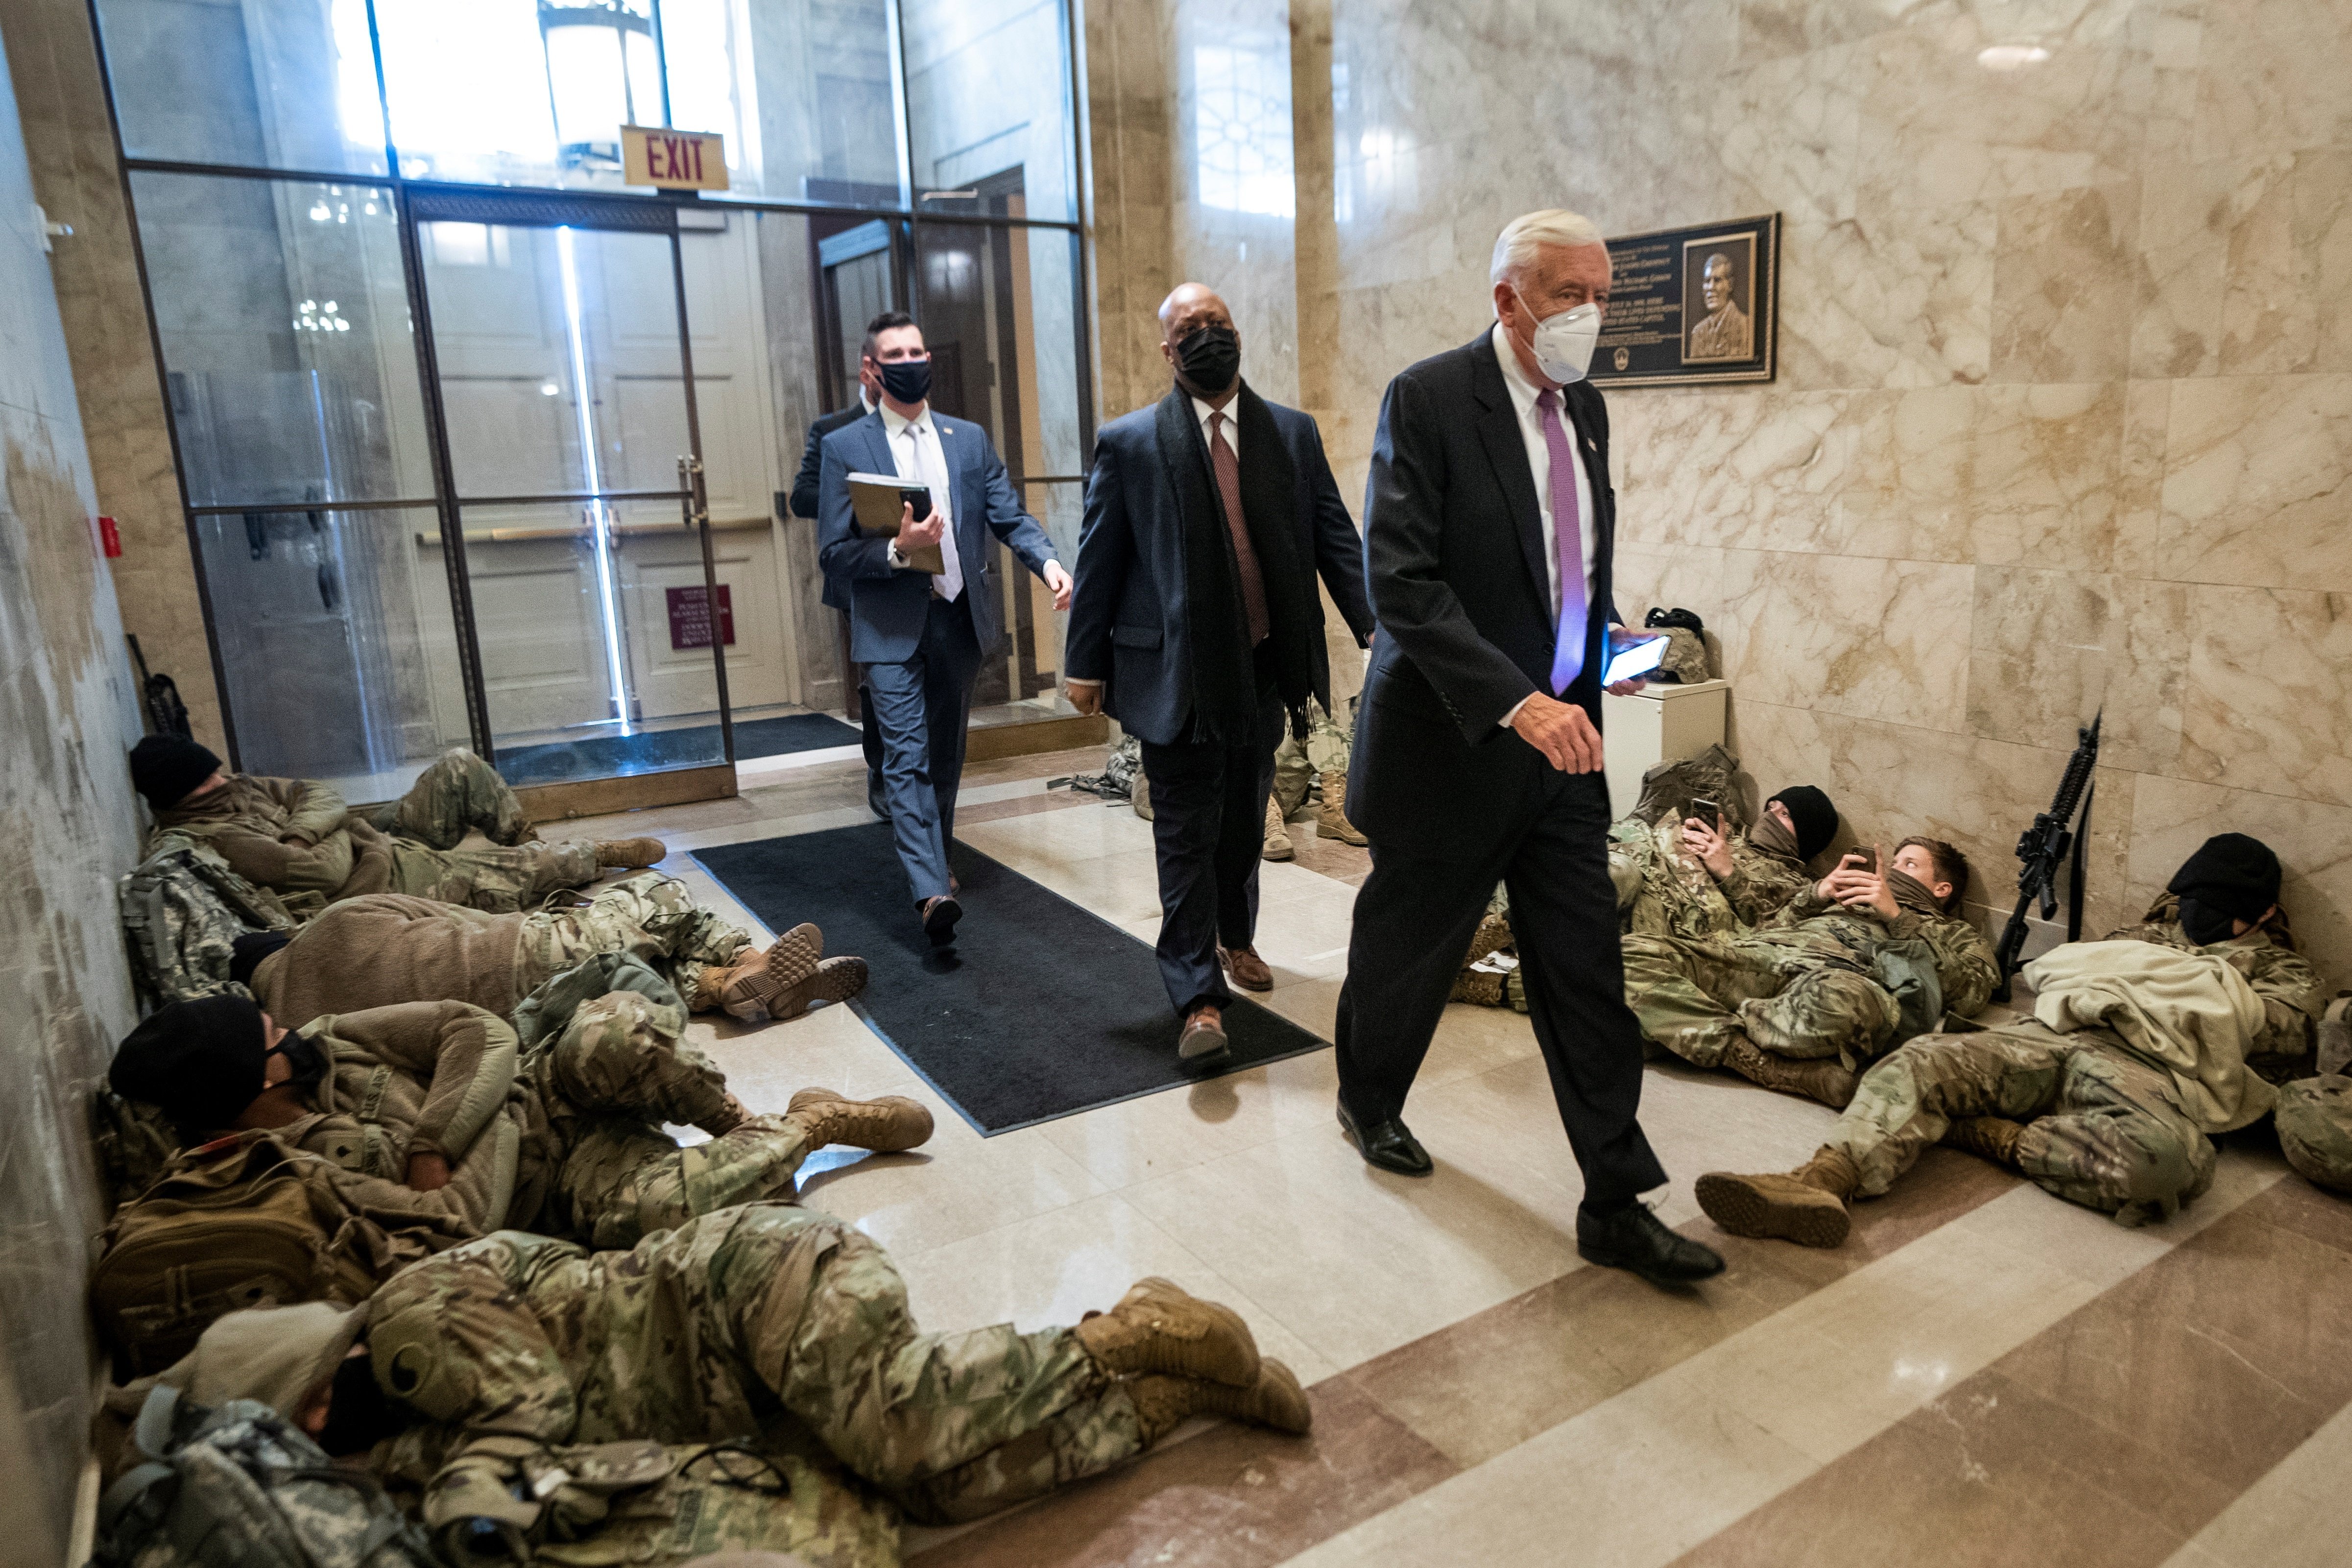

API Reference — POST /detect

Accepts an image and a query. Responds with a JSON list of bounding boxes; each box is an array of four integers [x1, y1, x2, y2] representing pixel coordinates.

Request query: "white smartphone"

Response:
[[1602, 633, 1668, 685]]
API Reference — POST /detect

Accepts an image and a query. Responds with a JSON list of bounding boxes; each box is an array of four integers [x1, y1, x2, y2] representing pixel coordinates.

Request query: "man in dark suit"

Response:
[[1335, 211, 1724, 1288], [1066, 284, 1375, 1061], [817, 312, 1072, 945], [791, 357, 885, 816]]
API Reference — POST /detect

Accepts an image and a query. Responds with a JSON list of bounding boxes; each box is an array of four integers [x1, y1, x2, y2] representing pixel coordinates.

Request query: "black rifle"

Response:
[[126, 634, 192, 739], [1990, 712, 2101, 1003]]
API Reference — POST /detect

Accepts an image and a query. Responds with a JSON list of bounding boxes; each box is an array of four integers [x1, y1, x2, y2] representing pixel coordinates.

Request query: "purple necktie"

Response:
[[1536, 389, 1587, 694]]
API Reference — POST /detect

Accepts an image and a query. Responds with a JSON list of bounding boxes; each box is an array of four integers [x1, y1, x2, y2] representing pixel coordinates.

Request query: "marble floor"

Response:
[[548, 745, 2351, 1568]]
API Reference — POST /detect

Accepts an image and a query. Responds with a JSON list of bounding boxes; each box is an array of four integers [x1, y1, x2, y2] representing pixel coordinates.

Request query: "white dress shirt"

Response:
[[879, 399, 962, 601], [1193, 393, 1239, 457], [1491, 321, 1600, 725]]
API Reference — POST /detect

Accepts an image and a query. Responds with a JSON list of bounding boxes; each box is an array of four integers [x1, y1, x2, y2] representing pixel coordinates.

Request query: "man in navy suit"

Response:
[[1335, 210, 1723, 1289], [1065, 284, 1374, 1061], [817, 312, 1072, 945]]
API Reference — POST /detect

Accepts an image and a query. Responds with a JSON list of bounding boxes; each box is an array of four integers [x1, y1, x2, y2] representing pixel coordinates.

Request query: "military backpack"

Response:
[[91, 1133, 424, 1375], [93, 1384, 439, 1568], [119, 841, 295, 1006]]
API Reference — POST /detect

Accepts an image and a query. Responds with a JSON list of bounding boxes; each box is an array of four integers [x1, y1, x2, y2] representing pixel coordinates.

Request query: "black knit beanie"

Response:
[[1767, 786, 1839, 863], [2168, 834, 2281, 943], [111, 995, 268, 1141], [129, 734, 221, 812]]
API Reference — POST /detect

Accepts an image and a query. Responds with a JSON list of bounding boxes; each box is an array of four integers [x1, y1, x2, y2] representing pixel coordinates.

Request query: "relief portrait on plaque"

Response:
[[1681, 234, 1755, 363]]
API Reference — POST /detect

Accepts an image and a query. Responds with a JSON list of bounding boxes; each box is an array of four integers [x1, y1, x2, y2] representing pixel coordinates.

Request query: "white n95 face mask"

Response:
[[1512, 289, 1603, 385]]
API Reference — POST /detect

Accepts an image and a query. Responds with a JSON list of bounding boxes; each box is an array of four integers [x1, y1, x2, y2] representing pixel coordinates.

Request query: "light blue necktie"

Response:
[[1536, 389, 1587, 694]]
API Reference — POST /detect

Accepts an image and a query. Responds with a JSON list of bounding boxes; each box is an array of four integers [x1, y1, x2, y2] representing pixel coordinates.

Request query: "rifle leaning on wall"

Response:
[[1990, 711, 2101, 1004]]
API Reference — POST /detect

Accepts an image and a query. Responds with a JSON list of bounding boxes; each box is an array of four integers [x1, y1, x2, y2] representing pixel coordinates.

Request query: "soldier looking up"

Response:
[[130, 737, 664, 917]]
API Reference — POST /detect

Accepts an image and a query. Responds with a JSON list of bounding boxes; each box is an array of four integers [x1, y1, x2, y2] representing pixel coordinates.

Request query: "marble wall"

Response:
[[0, 13, 146, 1558], [1085, 0, 2352, 981]]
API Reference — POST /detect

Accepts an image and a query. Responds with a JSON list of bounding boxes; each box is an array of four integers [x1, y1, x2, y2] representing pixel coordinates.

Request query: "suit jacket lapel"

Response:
[[1468, 334, 1551, 613]]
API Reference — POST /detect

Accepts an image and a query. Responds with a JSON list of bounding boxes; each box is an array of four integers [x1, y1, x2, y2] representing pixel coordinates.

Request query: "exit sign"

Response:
[[622, 126, 730, 191]]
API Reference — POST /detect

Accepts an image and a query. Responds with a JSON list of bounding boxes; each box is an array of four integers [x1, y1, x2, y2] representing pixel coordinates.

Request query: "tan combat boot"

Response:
[[1942, 1115, 2026, 1167], [762, 957, 870, 1021], [1316, 773, 1368, 846], [1722, 1034, 1860, 1109], [1452, 968, 1506, 1006], [786, 1086, 934, 1152], [1128, 1360, 1314, 1444], [1073, 1277, 1261, 1387], [595, 837, 667, 868], [702, 924, 822, 1020], [1262, 797, 1294, 861], [1695, 1145, 1861, 1249]]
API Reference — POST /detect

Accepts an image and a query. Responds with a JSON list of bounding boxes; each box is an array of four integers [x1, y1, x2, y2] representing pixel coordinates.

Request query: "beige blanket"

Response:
[[2024, 940, 2276, 1133]]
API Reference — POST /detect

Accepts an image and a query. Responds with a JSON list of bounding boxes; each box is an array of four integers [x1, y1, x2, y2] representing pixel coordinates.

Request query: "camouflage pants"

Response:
[[1622, 932, 1900, 1070], [1830, 1023, 2216, 1225], [715, 1208, 1146, 1526], [371, 749, 596, 913], [515, 872, 752, 1005], [530, 991, 815, 1250], [1270, 700, 1351, 820], [372, 748, 533, 848]]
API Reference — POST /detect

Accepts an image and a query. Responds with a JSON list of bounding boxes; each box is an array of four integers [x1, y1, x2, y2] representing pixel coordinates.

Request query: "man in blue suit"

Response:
[[817, 312, 1072, 945], [1065, 284, 1375, 1061]]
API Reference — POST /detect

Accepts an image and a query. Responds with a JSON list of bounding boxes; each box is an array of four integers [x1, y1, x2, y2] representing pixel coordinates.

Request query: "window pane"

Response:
[[195, 505, 472, 799], [902, 0, 1076, 221], [913, 222, 1084, 479], [132, 171, 434, 506], [96, 0, 386, 174], [688, 0, 901, 207]]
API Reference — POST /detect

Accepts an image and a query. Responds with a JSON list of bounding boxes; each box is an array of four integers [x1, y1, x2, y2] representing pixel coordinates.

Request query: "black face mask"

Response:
[[877, 357, 932, 406], [267, 1031, 329, 1089], [315, 1351, 410, 1458], [2176, 895, 2240, 947], [1176, 324, 1241, 396]]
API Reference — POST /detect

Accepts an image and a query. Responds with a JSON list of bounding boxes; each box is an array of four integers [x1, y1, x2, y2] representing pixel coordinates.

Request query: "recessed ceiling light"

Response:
[[1977, 43, 2051, 69]]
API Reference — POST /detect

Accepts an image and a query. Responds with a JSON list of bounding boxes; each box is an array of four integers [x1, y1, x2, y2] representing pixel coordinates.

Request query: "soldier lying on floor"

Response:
[[237, 870, 867, 1027], [130, 736, 664, 917], [116, 1203, 1312, 1552], [108, 988, 929, 1251], [1620, 836, 1998, 1106], [1696, 834, 2328, 1245]]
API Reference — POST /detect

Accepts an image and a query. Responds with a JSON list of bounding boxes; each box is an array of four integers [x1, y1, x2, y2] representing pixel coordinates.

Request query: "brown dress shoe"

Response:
[[1178, 1008, 1230, 1062], [1220, 944, 1274, 991]]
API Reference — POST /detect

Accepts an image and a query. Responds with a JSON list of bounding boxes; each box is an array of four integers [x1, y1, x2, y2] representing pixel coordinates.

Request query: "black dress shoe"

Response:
[[1336, 1103, 1433, 1177], [920, 895, 963, 947], [1576, 1202, 1726, 1287]]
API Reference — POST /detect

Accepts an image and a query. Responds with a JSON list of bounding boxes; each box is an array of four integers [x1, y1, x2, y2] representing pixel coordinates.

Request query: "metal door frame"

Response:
[[406, 184, 736, 805]]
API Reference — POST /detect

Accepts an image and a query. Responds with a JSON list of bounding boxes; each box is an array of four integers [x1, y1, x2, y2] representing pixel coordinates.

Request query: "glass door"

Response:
[[412, 192, 732, 791]]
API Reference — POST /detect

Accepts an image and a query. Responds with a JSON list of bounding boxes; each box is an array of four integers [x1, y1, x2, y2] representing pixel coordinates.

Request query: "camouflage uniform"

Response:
[[1622, 884, 1998, 1072], [151, 749, 598, 916], [1826, 913, 2325, 1224], [366, 1204, 1151, 1529], [1612, 818, 1812, 941], [515, 872, 755, 1008], [1269, 700, 1351, 820], [523, 990, 820, 1251]]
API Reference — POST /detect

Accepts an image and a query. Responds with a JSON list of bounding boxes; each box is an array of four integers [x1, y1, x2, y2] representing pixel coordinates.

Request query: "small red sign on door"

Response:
[[667, 584, 735, 650]]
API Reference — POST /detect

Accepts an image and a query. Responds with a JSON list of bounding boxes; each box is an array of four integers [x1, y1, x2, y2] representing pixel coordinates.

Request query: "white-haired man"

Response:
[[1333, 210, 1724, 1288]]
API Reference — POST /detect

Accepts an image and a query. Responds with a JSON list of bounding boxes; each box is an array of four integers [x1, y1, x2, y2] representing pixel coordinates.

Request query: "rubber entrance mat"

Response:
[[694, 823, 1329, 1134], [500, 712, 860, 786]]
